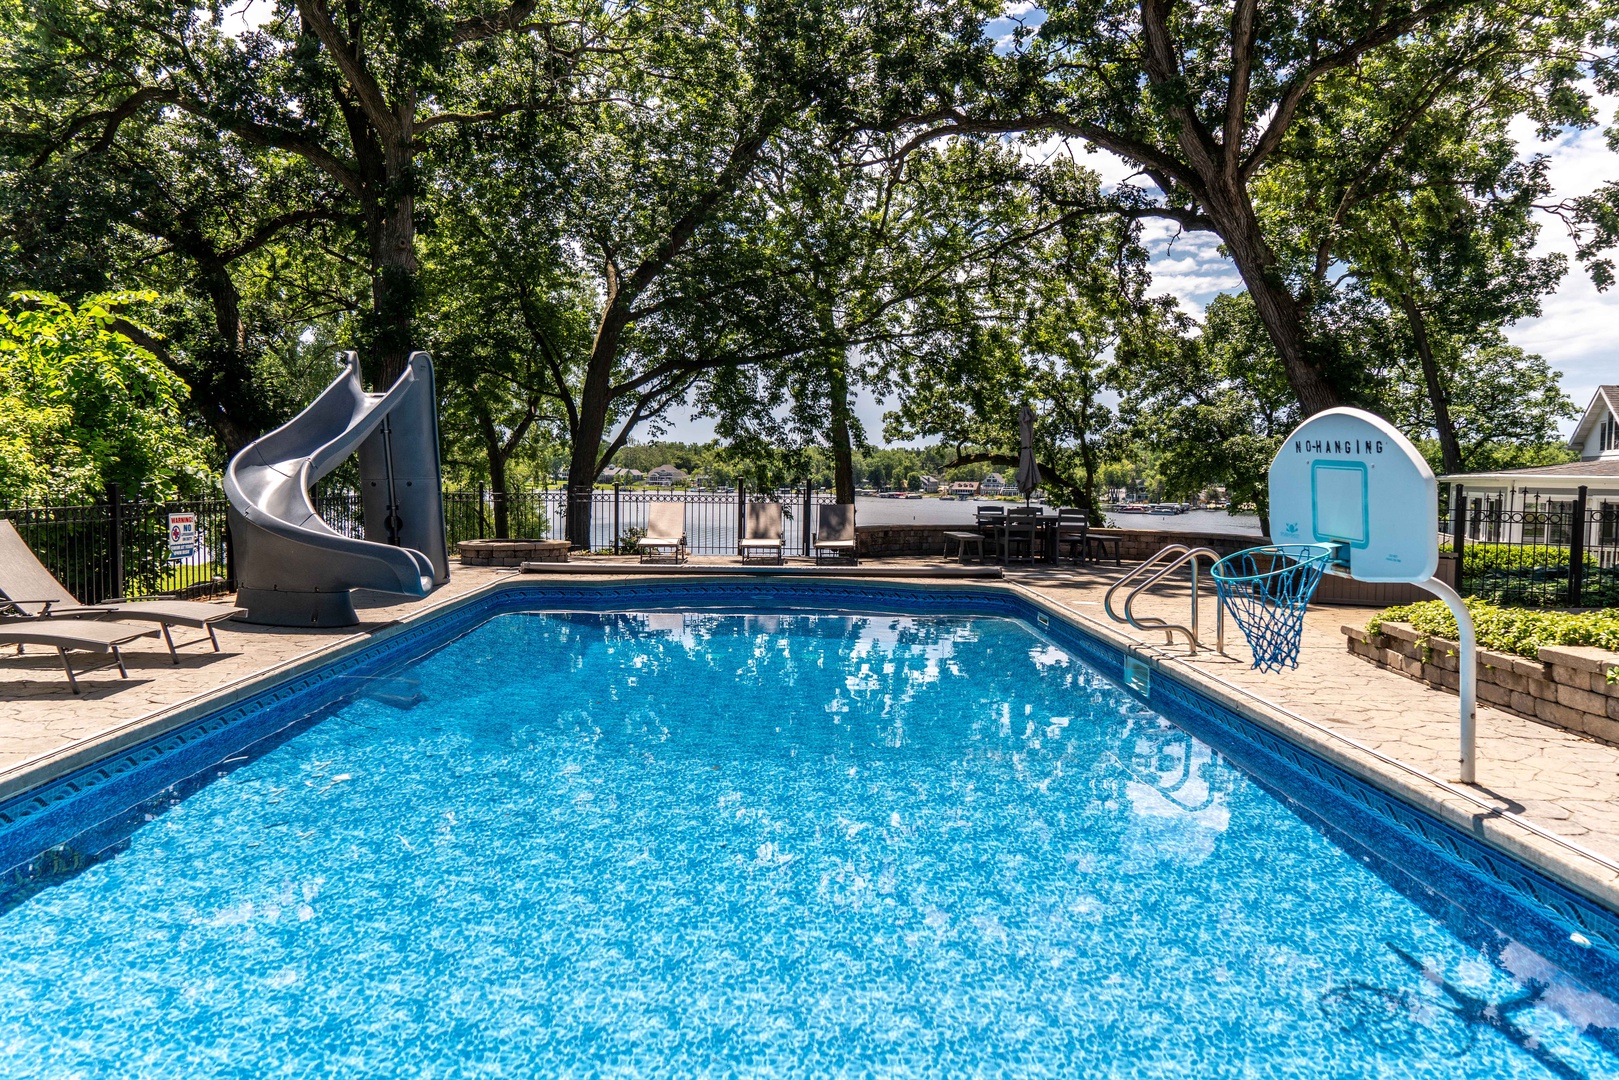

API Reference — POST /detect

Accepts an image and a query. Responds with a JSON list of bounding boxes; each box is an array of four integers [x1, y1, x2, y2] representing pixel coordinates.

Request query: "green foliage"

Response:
[[1368, 599, 1619, 661], [1462, 543, 1588, 576], [1114, 293, 1299, 522], [0, 292, 214, 503]]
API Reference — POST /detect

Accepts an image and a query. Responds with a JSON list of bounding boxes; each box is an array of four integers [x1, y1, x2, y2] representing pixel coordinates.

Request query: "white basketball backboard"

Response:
[[1268, 408, 1438, 583]]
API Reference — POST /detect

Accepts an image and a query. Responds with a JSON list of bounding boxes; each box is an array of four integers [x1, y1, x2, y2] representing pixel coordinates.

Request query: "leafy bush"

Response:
[[0, 291, 214, 504], [1368, 598, 1619, 660], [1461, 543, 1590, 576]]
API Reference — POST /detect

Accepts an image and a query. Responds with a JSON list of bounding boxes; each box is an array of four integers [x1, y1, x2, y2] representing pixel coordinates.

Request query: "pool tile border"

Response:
[[2, 575, 1617, 973]]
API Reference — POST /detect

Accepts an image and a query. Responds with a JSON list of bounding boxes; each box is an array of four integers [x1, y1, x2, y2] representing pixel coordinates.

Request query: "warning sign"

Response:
[[168, 512, 197, 560]]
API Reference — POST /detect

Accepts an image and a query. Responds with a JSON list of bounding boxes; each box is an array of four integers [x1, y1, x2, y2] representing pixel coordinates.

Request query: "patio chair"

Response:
[[1001, 506, 1041, 564], [637, 502, 688, 564], [0, 520, 244, 663], [1056, 506, 1089, 563], [0, 620, 160, 693], [813, 505, 858, 565], [738, 502, 786, 565], [976, 505, 1006, 562]]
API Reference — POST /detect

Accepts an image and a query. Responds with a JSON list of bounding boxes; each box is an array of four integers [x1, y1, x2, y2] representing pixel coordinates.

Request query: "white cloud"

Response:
[[1504, 92, 1619, 430]]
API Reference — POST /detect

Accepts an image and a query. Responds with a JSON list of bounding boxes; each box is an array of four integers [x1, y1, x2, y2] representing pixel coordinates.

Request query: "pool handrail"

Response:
[[1103, 544, 1226, 656]]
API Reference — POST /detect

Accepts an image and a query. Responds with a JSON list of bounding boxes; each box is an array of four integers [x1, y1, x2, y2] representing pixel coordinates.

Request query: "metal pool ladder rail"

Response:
[[1103, 544, 1226, 656]]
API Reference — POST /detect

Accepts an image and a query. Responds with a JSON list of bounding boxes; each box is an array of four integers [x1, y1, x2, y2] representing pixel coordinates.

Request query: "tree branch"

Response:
[[296, 0, 398, 140], [106, 317, 173, 364], [450, 0, 541, 45], [1224, 0, 1259, 169], [1241, 0, 1465, 180]]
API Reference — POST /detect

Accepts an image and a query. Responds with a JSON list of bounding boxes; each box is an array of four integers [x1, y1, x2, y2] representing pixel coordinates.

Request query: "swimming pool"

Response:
[[1, 584, 1617, 1077]]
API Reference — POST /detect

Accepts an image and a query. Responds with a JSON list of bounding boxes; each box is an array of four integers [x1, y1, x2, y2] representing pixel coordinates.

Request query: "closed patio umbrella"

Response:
[[1015, 404, 1041, 505]]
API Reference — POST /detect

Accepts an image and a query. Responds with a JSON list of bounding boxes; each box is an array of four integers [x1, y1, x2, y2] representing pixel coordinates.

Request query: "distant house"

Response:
[[919, 474, 941, 493], [602, 466, 644, 483], [979, 472, 1009, 495], [948, 480, 978, 497], [1441, 385, 1619, 546], [647, 464, 688, 487]]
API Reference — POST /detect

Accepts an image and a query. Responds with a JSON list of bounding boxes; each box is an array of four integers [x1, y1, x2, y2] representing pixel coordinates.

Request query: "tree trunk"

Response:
[[1212, 204, 1343, 415], [474, 402, 511, 539], [369, 137, 418, 389], [491, 456, 509, 539], [1397, 291, 1462, 474], [193, 266, 269, 456], [828, 351, 857, 504], [564, 303, 630, 547], [1077, 433, 1101, 526]]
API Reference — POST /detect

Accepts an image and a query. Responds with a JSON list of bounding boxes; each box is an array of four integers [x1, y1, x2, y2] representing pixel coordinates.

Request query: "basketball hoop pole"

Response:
[[1418, 576, 1477, 785]]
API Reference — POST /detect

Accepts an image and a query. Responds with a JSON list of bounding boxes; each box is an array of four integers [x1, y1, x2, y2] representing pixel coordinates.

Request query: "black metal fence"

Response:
[[0, 485, 840, 605], [317, 485, 836, 557], [11, 480, 1619, 610], [1442, 483, 1619, 608], [0, 488, 233, 604]]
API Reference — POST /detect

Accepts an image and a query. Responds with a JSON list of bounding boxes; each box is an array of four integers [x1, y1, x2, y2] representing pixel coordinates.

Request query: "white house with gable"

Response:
[[1442, 385, 1619, 552]]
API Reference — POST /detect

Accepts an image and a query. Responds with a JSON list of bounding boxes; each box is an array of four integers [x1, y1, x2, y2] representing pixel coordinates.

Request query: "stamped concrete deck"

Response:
[[2, 555, 1617, 910]]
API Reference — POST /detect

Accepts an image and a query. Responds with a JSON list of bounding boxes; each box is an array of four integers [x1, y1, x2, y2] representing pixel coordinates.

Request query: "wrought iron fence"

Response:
[[0, 488, 234, 605], [1442, 483, 1619, 608], [317, 485, 837, 557]]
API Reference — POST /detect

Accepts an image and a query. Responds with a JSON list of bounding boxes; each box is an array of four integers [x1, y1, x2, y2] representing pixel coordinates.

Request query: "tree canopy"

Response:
[[0, 0, 1610, 523], [0, 292, 214, 503]]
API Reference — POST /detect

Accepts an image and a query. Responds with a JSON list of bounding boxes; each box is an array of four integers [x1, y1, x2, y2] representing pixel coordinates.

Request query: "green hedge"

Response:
[[1460, 542, 1591, 575], [1368, 598, 1619, 661]]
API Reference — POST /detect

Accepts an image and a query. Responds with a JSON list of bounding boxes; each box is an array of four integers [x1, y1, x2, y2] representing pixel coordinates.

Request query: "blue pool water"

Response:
[[1, 611, 1618, 1078]]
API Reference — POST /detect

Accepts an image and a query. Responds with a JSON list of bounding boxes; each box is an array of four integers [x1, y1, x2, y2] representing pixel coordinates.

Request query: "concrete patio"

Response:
[[2, 554, 1616, 910]]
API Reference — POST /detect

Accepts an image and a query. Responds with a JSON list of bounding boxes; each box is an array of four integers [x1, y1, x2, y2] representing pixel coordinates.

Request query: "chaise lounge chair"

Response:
[[637, 502, 689, 564], [0, 520, 244, 662], [738, 502, 786, 565], [813, 505, 858, 565], [0, 621, 160, 693]]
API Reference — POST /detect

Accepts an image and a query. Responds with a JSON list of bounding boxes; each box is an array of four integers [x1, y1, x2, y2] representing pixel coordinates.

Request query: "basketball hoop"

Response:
[[1211, 544, 1337, 673]]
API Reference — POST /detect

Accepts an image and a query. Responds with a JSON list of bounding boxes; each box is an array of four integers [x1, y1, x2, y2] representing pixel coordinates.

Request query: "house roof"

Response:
[[1445, 456, 1619, 487], [1568, 385, 1619, 454]]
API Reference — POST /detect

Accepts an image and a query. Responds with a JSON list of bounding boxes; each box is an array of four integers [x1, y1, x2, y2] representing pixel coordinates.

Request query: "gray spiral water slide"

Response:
[[226, 350, 450, 627]]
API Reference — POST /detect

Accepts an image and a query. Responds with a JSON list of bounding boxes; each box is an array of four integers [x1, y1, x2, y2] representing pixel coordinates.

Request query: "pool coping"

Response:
[[2, 572, 1617, 921]]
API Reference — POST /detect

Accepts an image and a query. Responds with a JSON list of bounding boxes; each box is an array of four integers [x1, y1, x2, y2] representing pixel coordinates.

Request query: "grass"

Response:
[[1368, 597, 1619, 662]]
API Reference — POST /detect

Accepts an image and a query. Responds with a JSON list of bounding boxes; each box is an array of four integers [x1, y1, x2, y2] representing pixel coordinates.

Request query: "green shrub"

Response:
[[1461, 543, 1590, 576], [1367, 598, 1619, 661]]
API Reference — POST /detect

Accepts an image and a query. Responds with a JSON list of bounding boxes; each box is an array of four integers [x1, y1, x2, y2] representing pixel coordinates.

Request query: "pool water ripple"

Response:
[[0, 612, 1615, 1078]]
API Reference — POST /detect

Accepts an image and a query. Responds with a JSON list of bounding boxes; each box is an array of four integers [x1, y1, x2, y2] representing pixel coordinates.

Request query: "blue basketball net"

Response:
[[1210, 544, 1337, 672]]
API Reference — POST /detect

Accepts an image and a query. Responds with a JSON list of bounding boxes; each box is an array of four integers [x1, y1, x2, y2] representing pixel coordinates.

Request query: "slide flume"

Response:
[[226, 351, 448, 626]]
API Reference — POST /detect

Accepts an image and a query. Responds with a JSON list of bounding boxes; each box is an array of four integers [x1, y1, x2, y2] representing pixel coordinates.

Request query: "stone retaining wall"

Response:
[[851, 524, 1451, 606], [1087, 526, 1263, 561], [458, 539, 570, 567], [1343, 620, 1619, 744], [855, 524, 952, 557]]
